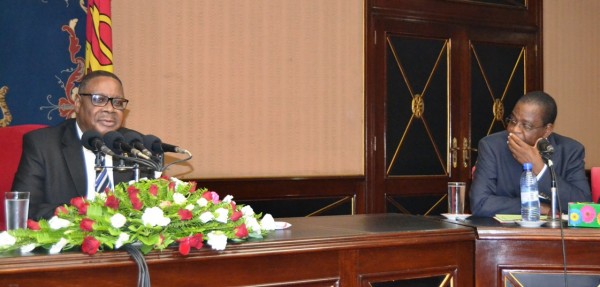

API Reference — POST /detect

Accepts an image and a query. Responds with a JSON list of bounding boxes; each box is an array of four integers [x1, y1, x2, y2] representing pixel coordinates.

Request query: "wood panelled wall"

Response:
[[544, 0, 600, 169], [112, 1, 364, 179], [111, 1, 600, 216]]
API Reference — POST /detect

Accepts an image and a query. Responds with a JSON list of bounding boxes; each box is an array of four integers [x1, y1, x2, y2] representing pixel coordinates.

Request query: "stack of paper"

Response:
[[494, 214, 549, 223]]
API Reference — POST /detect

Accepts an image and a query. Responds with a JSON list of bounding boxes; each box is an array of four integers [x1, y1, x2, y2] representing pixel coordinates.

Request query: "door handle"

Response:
[[462, 137, 478, 168], [450, 137, 478, 169], [450, 137, 459, 168]]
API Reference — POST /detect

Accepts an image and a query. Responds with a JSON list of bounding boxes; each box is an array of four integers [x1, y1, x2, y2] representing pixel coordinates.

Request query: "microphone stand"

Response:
[[543, 157, 563, 228]]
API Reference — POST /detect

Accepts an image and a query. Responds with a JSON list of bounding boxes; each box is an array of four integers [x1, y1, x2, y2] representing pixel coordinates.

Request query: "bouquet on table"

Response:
[[0, 177, 276, 255]]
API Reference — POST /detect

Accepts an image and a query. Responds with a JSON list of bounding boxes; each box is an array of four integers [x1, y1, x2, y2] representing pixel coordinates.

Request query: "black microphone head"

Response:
[[103, 131, 126, 154], [537, 138, 554, 156], [81, 131, 103, 152], [143, 134, 163, 154], [123, 131, 144, 145]]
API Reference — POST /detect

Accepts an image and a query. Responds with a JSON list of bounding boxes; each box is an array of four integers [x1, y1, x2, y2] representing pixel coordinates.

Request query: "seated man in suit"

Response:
[[12, 70, 149, 220], [470, 91, 591, 217]]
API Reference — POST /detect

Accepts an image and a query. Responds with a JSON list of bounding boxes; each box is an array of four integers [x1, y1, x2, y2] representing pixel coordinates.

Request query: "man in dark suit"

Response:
[[470, 91, 591, 217], [12, 71, 147, 220]]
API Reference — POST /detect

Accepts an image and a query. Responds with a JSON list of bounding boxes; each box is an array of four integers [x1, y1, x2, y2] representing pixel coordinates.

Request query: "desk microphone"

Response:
[[123, 131, 153, 158], [81, 130, 117, 157], [103, 131, 151, 160], [142, 134, 190, 155], [537, 138, 554, 157]]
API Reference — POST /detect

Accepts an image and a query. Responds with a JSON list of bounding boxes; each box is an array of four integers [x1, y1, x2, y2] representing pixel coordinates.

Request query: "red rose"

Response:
[[81, 236, 101, 255], [189, 234, 203, 249], [127, 189, 143, 210], [177, 234, 204, 255], [149, 184, 158, 196], [202, 192, 212, 201], [70, 197, 85, 208], [54, 206, 68, 216], [70, 197, 88, 215], [80, 218, 95, 232], [27, 219, 40, 230], [127, 185, 139, 194], [105, 194, 120, 210], [168, 181, 175, 191], [188, 181, 197, 193], [230, 210, 243, 222], [178, 237, 191, 256], [178, 209, 193, 221], [202, 191, 219, 203], [130, 196, 143, 210], [234, 223, 249, 238], [230, 201, 237, 210]]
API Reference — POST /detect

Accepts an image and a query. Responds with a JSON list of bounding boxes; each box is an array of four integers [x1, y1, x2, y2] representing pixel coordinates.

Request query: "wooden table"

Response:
[[0, 214, 475, 287], [454, 217, 600, 287]]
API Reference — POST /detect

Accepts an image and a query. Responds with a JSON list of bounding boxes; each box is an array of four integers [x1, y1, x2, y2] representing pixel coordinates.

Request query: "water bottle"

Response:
[[520, 162, 540, 222]]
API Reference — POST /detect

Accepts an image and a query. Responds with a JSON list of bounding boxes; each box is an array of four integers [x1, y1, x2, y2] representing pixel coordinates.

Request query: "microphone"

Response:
[[81, 130, 117, 157], [123, 131, 153, 158], [103, 131, 151, 160], [143, 134, 190, 155], [537, 138, 554, 156]]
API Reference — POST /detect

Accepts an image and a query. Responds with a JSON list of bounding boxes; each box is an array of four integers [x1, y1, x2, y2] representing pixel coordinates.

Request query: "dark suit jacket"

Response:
[[12, 119, 151, 220], [470, 130, 591, 217]]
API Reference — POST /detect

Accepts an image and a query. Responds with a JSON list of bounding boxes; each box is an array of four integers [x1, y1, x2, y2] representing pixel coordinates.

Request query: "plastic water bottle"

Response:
[[520, 162, 540, 222]]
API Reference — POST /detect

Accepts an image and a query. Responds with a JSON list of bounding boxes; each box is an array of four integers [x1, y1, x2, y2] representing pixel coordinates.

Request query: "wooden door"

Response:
[[366, 0, 541, 214]]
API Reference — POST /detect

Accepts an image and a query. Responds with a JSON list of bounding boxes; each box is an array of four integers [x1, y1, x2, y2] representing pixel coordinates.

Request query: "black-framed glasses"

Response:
[[504, 116, 546, 132], [79, 93, 129, 110]]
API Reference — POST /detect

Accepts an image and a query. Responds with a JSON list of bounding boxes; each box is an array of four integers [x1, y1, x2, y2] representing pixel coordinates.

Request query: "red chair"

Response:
[[0, 124, 47, 230], [591, 167, 600, 204]]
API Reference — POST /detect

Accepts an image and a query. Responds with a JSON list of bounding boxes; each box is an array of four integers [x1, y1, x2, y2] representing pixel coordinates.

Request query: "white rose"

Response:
[[0, 231, 16, 248], [170, 177, 185, 190], [260, 214, 276, 231], [20, 243, 37, 253], [49, 238, 68, 254], [141, 207, 171, 227], [197, 197, 208, 207], [97, 192, 107, 201], [185, 204, 194, 211], [222, 195, 234, 203], [173, 193, 187, 205], [207, 231, 228, 250], [199, 211, 214, 223], [115, 232, 130, 249], [241, 205, 255, 216], [215, 208, 229, 223], [110, 213, 127, 228], [244, 217, 262, 234], [48, 216, 71, 230]]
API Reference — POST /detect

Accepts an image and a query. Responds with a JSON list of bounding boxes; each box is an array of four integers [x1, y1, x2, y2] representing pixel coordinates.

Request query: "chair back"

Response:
[[591, 167, 600, 204], [0, 124, 47, 230]]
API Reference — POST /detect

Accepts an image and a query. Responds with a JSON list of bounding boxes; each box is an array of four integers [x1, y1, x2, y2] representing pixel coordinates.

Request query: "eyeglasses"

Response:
[[504, 116, 546, 132], [79, 93, 129, 110]]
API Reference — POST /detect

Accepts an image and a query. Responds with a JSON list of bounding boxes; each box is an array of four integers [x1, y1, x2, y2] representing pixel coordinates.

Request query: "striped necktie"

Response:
[[95, 158, 113, 193]]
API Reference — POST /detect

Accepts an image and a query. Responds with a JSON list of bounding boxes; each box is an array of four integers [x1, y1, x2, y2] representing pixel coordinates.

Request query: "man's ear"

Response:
[[73, 94, 82, 113], [543, 123, 554, 138]]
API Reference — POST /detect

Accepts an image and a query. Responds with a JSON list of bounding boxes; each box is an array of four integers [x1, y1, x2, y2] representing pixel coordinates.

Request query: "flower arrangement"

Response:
[[0, 177, 275, 255]]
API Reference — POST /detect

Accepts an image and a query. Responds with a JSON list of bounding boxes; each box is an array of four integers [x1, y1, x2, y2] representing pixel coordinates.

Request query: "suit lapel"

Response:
[[62, 120, 87, 197]]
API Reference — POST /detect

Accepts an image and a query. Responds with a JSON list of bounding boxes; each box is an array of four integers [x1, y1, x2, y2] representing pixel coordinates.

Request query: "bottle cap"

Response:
[[523, 162, 532, 170]]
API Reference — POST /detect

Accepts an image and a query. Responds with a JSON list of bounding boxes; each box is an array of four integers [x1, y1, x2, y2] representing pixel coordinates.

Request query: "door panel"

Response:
[[386, 36, 449, 177], [366, 0, 542, 214], [369, 19, 459, 214]]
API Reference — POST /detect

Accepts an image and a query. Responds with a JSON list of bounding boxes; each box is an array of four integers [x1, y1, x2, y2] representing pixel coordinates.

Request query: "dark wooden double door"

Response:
[[365, 0, 542, 214]]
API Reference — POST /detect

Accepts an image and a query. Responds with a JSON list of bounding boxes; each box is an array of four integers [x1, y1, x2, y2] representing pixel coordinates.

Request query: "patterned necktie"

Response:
[[95, 157, 113, 193]]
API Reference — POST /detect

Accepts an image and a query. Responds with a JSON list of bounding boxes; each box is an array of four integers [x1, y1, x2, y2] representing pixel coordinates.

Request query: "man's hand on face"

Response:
[[507, 133, 546, 175]]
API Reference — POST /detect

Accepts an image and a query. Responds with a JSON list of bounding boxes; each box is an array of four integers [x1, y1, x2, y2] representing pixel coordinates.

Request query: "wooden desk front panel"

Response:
[[474, 223, 600, 287], [0, 214, 476, 287]]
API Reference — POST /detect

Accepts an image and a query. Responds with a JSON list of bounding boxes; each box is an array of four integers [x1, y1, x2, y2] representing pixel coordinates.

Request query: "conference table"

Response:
[[1, 214, 600, 287]]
